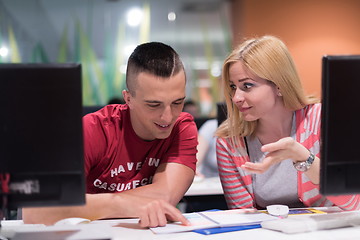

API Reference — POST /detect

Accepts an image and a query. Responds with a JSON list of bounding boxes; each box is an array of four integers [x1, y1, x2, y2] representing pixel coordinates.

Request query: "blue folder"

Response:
[[193, 224, 261, 235]]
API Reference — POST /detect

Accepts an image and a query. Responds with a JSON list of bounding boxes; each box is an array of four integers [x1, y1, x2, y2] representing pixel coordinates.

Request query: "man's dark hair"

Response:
[[126, 42, 185, 95]]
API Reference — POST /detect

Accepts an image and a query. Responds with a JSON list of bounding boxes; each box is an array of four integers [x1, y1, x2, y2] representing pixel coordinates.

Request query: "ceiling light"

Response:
[[168, 12, 176, 21], [126, 7, 143, 27], [0, 46, 9, 57]]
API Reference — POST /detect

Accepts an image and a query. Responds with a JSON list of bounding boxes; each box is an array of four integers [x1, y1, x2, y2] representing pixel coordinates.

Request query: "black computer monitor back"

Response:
[[0, 63, 85, 209], [320, 55, 360, 195]]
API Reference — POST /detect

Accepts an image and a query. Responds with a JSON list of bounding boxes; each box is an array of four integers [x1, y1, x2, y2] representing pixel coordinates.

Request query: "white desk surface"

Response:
[[93, 215, 360, 240], [3, 208, 360, 240], [3, 207, 360, 240], [184, 176, 223, 196]]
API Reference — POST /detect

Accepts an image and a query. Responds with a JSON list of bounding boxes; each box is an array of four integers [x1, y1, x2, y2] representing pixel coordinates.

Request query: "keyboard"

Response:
[[1, 222, 46, 239], [261, 211, 360, 234], [1, 221, 113, 240]]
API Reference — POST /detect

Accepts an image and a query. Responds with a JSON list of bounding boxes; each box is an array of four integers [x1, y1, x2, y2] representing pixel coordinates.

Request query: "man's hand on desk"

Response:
[[116, 193, 191, 228], [136, 198, 190, 228], [120, 163, 193, 228]]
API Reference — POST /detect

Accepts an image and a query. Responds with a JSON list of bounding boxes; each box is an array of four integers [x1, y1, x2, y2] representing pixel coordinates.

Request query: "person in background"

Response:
[[23, 42, 198, 228], [196, 118, 219, 179], [215, 35, 360, 210], [108, 97, 125, 104], [182, 99, 200, 118]]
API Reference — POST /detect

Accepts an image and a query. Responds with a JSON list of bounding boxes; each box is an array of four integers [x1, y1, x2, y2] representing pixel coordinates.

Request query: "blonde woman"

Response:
[[216, 35, 360, 210]]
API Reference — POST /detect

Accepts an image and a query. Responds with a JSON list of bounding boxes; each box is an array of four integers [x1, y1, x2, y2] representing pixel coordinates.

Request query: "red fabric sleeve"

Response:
[[161, 112, 198, 172]]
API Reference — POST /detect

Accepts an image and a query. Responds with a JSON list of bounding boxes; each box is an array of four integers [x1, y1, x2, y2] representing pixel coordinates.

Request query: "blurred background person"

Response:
[[196, 118, 219, 179], [182, 99, 200, 118], [108, 97, 125, 104]]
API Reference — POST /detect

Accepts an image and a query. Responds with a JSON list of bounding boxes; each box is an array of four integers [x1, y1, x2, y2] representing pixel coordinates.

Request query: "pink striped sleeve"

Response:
[[216, 137, 254, 209], [326, 195, 360, 211]]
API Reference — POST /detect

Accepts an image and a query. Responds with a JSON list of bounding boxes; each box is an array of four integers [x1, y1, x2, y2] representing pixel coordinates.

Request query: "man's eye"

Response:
[[173, 102, 183, 105], [148, 104, 160, 108]]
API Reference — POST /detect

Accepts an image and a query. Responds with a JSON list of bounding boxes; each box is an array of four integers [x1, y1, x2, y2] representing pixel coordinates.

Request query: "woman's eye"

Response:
[[243, 82, 254, 89], [229, 84, 236, 90]]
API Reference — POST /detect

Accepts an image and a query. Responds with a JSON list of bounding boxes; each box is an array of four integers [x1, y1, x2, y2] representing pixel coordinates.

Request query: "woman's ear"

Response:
[[277, 87, 282, 96]]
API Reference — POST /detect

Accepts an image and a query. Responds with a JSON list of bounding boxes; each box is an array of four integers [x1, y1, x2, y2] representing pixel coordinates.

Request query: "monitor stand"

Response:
[[0, 195, 9, 240], [0, 173, 10, 221]]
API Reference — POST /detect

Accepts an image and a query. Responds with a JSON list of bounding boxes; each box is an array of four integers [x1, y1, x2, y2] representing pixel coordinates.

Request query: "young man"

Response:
[[23, 42, 198, 228]]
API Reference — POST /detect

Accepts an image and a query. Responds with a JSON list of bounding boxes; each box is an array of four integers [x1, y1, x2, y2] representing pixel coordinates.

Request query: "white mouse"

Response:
[[54, 217, 91, 226], [266, 204, 289, 217]]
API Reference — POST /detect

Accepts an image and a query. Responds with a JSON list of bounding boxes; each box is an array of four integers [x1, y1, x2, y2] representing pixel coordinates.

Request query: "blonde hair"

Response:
[[216, 35, 318, 140]]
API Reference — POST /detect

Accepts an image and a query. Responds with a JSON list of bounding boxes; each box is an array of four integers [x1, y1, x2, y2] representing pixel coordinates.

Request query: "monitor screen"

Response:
[[320, 55, 360, 195], [0, 63, 85, 218]]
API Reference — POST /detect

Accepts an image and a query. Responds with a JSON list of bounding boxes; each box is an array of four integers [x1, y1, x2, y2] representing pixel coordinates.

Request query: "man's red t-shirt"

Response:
[[83, 104, 198, 194]]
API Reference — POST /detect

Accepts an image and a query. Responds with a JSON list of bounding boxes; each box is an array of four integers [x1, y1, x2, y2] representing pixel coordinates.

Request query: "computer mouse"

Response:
[[266, 204, 289, 218], [54, 217, 91, 226]]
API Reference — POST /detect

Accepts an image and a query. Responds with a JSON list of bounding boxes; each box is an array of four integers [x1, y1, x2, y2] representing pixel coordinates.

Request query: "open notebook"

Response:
[[150, 209, 278, 234]]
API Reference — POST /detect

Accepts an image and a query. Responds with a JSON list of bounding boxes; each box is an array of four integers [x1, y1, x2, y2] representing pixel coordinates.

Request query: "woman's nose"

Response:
[[232, 88, 245, 103]]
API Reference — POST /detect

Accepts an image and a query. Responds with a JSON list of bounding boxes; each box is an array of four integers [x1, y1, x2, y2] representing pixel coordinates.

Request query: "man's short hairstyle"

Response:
[[126, 42, 185, 95]]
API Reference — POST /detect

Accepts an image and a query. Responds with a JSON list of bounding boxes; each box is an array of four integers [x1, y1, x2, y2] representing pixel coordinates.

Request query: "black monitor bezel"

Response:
[[0, 63, 86, 211], [320, 55, 360, 195]]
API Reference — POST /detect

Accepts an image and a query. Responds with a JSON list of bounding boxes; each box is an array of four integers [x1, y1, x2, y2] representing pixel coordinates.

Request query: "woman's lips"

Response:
[[238, 106, 251, 113]]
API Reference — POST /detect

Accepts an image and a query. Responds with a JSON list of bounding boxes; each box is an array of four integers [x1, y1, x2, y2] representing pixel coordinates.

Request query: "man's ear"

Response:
[[122, 90, 131, 106]]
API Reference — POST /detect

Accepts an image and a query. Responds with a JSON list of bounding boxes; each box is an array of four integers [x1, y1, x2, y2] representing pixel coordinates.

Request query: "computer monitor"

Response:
[[320, 55, 360, 195], [0, 63, 85, 219]]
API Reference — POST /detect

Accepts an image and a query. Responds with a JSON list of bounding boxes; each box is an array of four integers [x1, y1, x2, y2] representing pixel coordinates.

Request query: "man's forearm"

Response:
[[132, 163, 195, 205], [22, 193, 119, 225], [123, 180, 187, 206], [22, 185, 184, 225], [22, 164, 195, 225]]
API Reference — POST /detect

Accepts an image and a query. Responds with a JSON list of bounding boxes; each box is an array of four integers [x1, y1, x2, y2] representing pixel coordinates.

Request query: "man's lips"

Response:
[[155, 123, 171, 129]]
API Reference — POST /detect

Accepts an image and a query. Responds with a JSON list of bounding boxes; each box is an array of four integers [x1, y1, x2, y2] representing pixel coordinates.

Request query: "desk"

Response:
[[92, 213, 360, 240], [2, 208, 360, 240]]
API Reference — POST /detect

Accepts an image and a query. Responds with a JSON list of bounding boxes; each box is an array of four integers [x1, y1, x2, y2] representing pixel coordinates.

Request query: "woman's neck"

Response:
[[256, 108, 294, 145]]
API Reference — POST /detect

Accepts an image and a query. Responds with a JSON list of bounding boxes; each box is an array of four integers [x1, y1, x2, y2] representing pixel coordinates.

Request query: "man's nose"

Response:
[[161, 106, 173, 123]]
